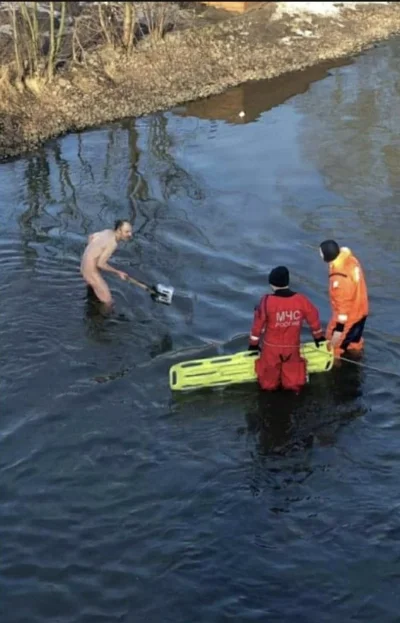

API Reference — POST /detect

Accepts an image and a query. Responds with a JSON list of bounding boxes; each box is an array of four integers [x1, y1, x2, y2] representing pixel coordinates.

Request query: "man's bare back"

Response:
[[80, 220, 133, 308]]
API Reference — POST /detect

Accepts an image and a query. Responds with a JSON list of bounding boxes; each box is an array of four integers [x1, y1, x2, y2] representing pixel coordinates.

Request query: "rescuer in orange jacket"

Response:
[[248, 266, 326, 393], [319, 240, 368, 356]]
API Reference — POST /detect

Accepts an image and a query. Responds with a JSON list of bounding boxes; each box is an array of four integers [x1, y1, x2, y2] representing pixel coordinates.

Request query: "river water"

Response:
[[2, 38, 400, 623]]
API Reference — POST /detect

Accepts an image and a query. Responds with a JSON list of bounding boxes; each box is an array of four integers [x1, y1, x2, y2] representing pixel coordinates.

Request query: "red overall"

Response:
[[249, 290, 324, 392]]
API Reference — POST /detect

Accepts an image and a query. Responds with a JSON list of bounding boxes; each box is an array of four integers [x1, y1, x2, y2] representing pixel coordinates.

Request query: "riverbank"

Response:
[[1, 1, 400, 162]]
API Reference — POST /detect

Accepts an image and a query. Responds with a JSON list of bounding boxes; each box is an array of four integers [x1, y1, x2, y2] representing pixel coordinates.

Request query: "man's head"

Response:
[[319, 239, 340, 263], [114, 219, 133, 242], [269, 266, 289, 291]]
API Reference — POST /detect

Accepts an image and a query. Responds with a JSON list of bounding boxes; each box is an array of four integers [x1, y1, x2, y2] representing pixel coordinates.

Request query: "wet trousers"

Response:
[[326, 315, 367, 357], [255, 347, 307, 393]]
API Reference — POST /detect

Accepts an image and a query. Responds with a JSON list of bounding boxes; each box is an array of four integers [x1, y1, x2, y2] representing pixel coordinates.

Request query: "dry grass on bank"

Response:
[[0, 2, 187, 94], [1, 1, 400, 161]]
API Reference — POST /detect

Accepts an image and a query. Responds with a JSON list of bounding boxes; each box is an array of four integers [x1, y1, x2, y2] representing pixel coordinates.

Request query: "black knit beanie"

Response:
[[320, 239, 340, 263], [269, 266, 289, 288]]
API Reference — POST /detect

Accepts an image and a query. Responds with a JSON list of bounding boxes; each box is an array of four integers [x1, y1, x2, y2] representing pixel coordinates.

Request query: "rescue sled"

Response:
[[169, 341, 333, 392]]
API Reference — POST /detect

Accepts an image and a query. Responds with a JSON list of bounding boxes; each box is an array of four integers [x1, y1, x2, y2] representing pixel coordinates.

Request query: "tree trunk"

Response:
[[123, 3, 135, 53]]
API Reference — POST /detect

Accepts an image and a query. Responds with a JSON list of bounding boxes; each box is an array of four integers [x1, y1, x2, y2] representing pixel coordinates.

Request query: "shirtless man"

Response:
[[80, 220, 133, 309]]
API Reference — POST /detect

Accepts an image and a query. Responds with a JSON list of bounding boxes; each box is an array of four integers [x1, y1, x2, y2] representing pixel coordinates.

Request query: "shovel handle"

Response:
[[126, 275, 157, 295]]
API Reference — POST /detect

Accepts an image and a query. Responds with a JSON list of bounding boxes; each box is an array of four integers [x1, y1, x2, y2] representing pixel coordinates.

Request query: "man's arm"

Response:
[[329, 274, 355, 346], [302, 296, 325, 345], [97, 244, 127, 279], [248, 296, 267, 349]]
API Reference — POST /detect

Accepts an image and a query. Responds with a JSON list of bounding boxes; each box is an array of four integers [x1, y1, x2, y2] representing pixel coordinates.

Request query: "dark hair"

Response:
[[320, 239, 340, 263], [114, 219, 130, 231]]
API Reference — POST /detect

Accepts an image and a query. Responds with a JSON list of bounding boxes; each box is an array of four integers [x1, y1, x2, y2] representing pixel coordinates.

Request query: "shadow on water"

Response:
[[172, 358, 366, 453], [248, 362, 366, 452]]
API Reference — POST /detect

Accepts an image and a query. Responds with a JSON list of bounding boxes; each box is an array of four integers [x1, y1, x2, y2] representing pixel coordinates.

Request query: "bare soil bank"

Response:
[[1, 2, 399, 162]]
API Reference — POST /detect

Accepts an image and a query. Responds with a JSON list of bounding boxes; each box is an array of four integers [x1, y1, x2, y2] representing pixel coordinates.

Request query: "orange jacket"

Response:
[[328, 247, 368, 331]]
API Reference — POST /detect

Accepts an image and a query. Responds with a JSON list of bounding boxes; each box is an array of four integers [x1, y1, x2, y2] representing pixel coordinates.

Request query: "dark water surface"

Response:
[[2, 39, 400, 623]]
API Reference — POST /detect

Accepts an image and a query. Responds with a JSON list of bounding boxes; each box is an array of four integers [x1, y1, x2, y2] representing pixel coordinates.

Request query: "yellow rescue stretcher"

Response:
[[169, 342, 333, 392]]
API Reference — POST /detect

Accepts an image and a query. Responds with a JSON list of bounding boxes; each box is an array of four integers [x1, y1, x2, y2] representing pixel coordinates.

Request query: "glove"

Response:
[[248, 344, 259, 352], [314, 336, 327, 348], [330, 331, 343, 348]]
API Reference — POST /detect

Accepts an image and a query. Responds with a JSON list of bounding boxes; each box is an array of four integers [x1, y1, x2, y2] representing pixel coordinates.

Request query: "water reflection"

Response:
[[17, 120, 149, 252], [52, 142, 78, 210], [246, 390, 315, 456], [171, 356, 366, 452], [18, 151, 52, 267], [245, 361, 366, 451], [5, 37, 400, 622], [295, 40, 400, 246], [170, 366, 366, 508], [14, 116, 205, 321], [148, 113, 202, 199], [175, 58, 353, 126], [15, 114, 210, 270], [240, 363, 366, 504]]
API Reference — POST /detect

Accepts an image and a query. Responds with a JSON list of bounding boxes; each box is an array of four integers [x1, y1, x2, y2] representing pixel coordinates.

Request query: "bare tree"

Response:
[[73, 2, 137, 63], [123, 2, 135, 53], [137, 2, 179, 41], [8, 3, 22, 81], [5, 2, 67, 86], [2, 1, 182, 88], [48, 1, 67, 81]]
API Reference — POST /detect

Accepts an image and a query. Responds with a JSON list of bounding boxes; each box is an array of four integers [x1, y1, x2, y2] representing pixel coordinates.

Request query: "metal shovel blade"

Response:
[[152, 283, 174, 305]]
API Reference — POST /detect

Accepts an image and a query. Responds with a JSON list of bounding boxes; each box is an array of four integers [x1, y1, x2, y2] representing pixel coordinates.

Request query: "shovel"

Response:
[[126, 275, 174, 305]]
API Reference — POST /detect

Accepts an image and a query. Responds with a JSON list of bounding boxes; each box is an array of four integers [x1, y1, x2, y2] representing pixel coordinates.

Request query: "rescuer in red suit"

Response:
[[248, 266, 326, 393]]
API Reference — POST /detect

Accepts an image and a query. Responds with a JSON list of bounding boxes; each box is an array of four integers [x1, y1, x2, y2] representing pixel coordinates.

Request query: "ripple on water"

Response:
[[4, 39, 400, 623], [0, 238, 29, 278]]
